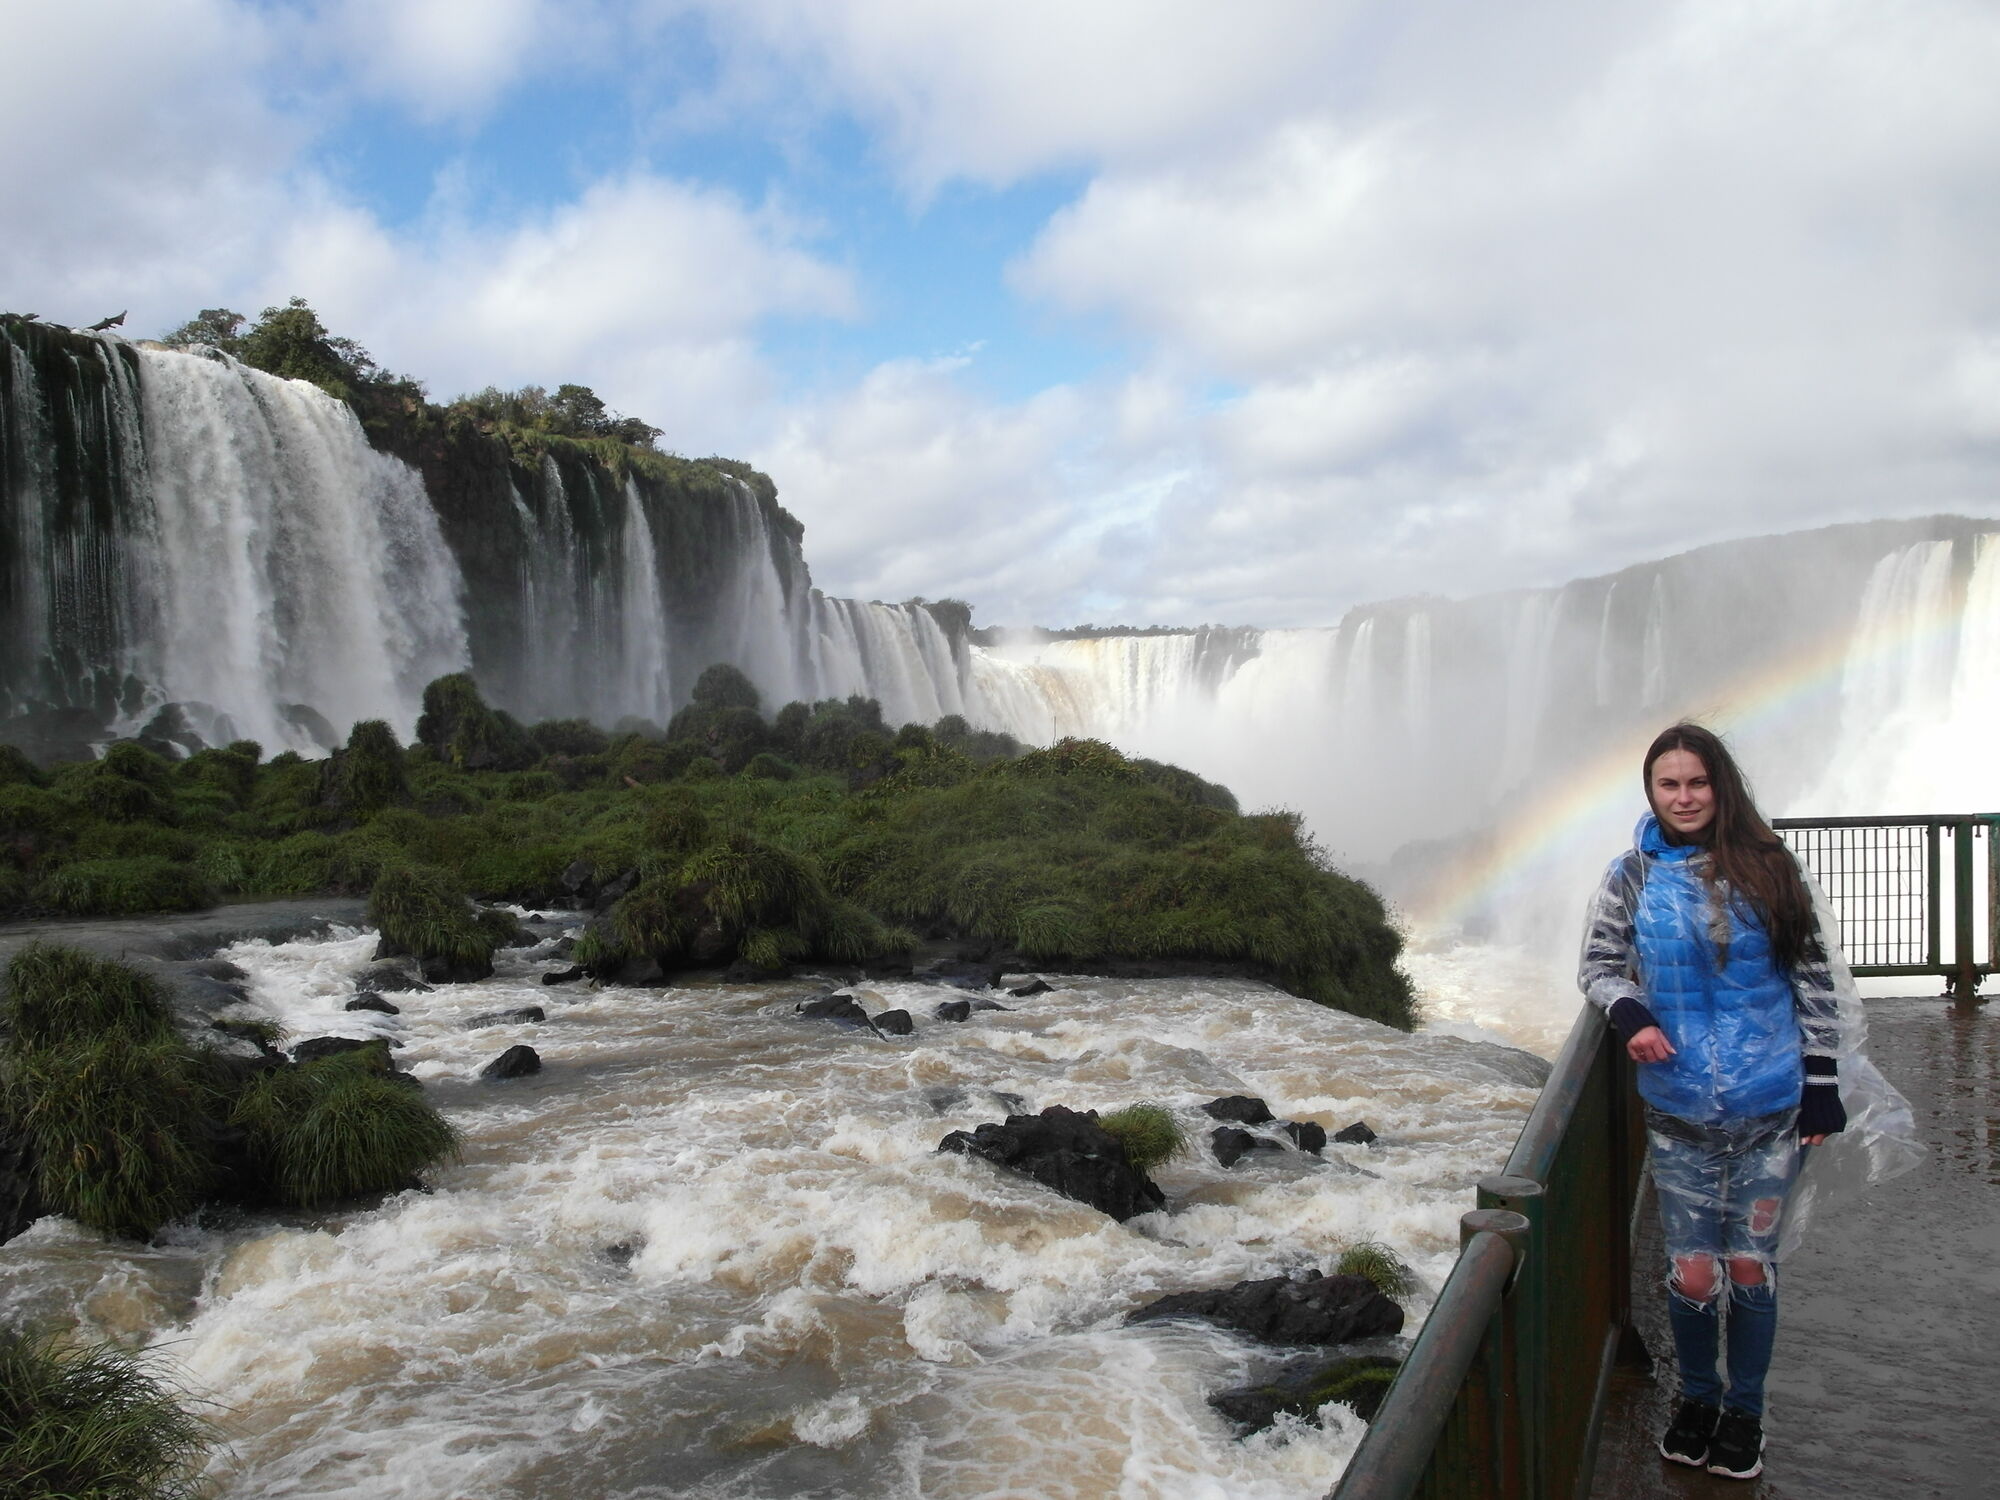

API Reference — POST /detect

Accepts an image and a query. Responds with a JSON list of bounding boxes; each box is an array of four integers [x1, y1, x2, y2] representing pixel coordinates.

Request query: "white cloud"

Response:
[[318, 0, 593, 124], [678, 0, 1368, 191], [269, 173, 856, 439], [0, 0, 302, 329]]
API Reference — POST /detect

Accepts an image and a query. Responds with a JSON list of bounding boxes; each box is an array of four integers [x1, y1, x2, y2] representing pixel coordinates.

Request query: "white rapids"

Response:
[[0, 926, 1548, 1500]]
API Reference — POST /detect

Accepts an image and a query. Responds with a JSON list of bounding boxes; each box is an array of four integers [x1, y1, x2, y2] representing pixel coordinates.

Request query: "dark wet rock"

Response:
[[1008, 978, 1054, 998], [1201, 1095, 1276, 1126], [292, 1036, 395, 1068], [209, 1018, 284, 1057], [1333, 1121, 1378, 1146], [875, 1008, 914, 1036], [1210, 1126, 1287, 1168], [481, 1044, 541, 1080], [938, 1105, 1165, 1221], [0, 1127, 44, 1247], [476, 907, 530, 949], [279, 701, 340, 751], [795, 993, 879, 1033], [561, 860, 596, 900], [463, 1006, 544, 1029], [420, 952, 495, 985], [188, 958, 249, 983], [592, 870, 638, 911], [345, 992, 400, 1015], [967, 997, 1011, 1013], [923, 1084, 1022, 1114], [1420, 1034, 1553, 1090], [165, 970, 249, 1012], [1209, 1354, 1403, 1432], [934, 999, 972, 1022], [1283, 1120, 1328, 1154], [541, 965, 588, 985], [600, 1241, 637, 1268], [917, 958, 1003, 991], [1129, 1272, 1405, 1347], [370, 934, 409, 962], [357, 964, 432, 995]]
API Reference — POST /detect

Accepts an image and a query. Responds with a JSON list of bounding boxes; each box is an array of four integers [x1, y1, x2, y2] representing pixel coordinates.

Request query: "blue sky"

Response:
[[7, 1, 2000, 627]]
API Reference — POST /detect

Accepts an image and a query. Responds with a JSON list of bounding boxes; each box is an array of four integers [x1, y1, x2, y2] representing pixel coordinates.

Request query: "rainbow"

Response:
[[1411, 552, 1976, 929]]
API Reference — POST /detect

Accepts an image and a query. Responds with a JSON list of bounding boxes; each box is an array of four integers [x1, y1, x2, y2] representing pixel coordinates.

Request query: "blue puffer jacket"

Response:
[[1586, 814, 1805, 1124]]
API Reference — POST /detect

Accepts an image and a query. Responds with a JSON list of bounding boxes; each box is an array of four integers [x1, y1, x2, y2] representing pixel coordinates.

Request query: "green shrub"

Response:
[[741, 751, 797, 781], [248, 831, 338, 895], [1096, 1104, 1188, 1172], [332, 719, 411, 815], [528, 718, 609, 758], [71, 823, 199, 864], [415, 674, 536, 771], [1335, 1241, 1419, 1301], [229, 1052, 459, 1207], [367, 865, 492, 966], [1, 944, 179, 1050], [0, 1326, 213, 1500], [0, 744, 44, 788], [0, 784, 71, 846], [3, 1035, 213, 1238], [34, 858, 214, 917]]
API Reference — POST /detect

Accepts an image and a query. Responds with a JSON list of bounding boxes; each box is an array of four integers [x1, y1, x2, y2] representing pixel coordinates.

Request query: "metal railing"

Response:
[[1775, 814, 1997, 998], [1331, 1006, 1645, 1500]]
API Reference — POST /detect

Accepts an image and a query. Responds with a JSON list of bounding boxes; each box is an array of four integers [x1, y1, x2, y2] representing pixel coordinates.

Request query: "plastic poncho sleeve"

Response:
[[1577, 850, 1649, 1022]]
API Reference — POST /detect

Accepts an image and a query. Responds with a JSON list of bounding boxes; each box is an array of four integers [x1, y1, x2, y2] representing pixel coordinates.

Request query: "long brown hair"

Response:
[[1642, 722, 1816, 969]]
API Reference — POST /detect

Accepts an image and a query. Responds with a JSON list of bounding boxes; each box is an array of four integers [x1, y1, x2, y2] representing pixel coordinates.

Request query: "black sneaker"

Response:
[[1705, 1408, 1765, 1479], [1658, 1398, 1719, 1467]]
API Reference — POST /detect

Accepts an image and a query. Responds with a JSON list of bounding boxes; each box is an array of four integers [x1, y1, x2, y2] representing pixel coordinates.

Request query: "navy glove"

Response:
[[1799, 1055, 1845, 1138]]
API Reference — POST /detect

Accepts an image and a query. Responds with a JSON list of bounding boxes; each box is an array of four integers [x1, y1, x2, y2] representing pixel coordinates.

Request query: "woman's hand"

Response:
[[1626, 1025, 1674, 1064], [1801, 1134, 1828, 1147]]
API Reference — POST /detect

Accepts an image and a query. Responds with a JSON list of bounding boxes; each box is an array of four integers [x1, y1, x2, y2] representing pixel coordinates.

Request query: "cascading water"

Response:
[[131, 348, 468, 749]]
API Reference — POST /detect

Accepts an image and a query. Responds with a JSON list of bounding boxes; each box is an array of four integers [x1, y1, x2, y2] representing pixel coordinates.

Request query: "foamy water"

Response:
[[0, 927, 1546, 1499]]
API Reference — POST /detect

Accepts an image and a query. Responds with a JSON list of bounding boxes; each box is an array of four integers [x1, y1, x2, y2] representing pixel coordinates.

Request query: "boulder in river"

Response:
[[357, 964, 432, 995], [292, 1036, 396, 1067], [1283, 1120, 1328, 1154], [939, 1105, 1166, 1221], [1129, 1271, 1405, 1346], [420, 952, 495, 985], [933, 999, 972, 1022], [345, 992, 400, 1015], [875, 1008, 914, 1036], [1008, 978, 1054, 998], [1210, 1126, 1287, 1168], [481, 1044, 541, 1080], [463, 1006, 544, 1029], [541, 965, 587, 986], [916, 958, 1003, 991], [1201, 1095, 1276, 1126], [795, 992, 880, 1033], [1208, 1353, 1403, 1432], [1333, 1120, 1378, 1146]]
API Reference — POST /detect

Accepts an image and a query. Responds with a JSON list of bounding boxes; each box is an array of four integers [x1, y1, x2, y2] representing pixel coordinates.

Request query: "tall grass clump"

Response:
[[230, 1053, 459, 1207], [2, 1036, 213, 1238], [33, 858, 214, 917], [2, 944, 179, 1050], [1335, 1241, 1420, 1301], [0, 1326, 213, 1500], [1095, 1104, 1188, 1172], [366, 864, 492, 968]]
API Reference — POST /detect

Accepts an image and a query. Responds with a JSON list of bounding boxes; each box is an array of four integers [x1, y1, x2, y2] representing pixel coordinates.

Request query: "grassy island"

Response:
[[0, 668, 1414, 1029]]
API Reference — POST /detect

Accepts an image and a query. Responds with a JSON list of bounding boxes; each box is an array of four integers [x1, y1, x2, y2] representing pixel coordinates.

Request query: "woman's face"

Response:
[[1649, 747, 1716, 839]]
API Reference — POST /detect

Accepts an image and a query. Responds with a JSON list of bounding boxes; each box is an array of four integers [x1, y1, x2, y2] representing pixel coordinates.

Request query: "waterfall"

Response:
[[126, 348, 468, 749]]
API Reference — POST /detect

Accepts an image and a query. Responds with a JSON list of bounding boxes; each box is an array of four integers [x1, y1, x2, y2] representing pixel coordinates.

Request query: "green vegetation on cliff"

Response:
[[0, 672, 1416, 1029]]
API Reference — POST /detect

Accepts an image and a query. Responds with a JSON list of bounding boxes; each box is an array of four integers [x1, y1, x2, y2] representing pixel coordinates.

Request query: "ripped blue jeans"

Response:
[[1646, 1107, 1801, 1418]]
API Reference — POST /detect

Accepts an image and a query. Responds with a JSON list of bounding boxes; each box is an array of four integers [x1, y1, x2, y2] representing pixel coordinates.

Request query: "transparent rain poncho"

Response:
[[1578, 817, 1923, 1259]]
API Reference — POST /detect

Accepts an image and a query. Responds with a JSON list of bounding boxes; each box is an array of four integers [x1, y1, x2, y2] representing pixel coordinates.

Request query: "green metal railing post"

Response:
[[1477, 1173, 1546, 1497], [1953, 817, 1977, 1001], [1927, 822, 1943, 972]]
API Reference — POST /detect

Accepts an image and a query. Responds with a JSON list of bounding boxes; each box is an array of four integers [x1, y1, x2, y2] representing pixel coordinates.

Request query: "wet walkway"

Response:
[[1590, 997, 2000, 1500]]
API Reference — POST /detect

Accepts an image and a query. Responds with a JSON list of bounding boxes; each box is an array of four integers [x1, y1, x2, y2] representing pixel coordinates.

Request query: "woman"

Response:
[[1578, 723, 1846, 1481]]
